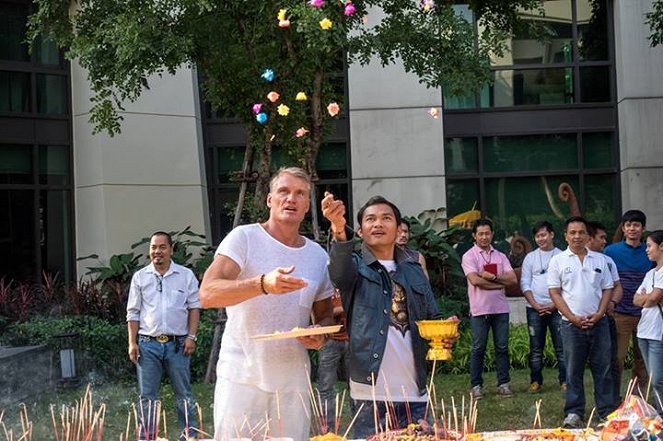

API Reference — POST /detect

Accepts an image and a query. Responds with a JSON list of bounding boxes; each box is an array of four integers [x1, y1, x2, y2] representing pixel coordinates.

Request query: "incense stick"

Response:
[[342, 403, 365, 440], [586, 407, 596, 430]]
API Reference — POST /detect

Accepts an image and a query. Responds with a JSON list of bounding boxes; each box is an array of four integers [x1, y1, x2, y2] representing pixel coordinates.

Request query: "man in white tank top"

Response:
[[200, 167, 334, 441]]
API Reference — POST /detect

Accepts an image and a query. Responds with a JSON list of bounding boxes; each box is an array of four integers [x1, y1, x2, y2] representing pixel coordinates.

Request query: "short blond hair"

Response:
[[269, 167, 312, 192]]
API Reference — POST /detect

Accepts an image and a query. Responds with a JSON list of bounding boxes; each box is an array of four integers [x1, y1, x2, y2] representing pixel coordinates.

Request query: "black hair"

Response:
[[400, 219, 411, 228], [621, 210, 646, 227], [648, 230, 663, 246], [564, 216, 588, 232], [151, 231, 173, 246], [532, 221, 554, 236], [586, 221, 607, 238], [356, 196, 402, 226], [472, 218, 493, 233]]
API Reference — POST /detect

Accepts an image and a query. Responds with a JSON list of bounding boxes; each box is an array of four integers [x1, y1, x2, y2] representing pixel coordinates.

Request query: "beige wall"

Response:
[[71, 64, 210, 276], [614, 0, 663, 227]]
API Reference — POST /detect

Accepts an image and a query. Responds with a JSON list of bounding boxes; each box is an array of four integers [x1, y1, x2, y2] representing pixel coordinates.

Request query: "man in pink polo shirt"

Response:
[[462, 218, 517, 400]]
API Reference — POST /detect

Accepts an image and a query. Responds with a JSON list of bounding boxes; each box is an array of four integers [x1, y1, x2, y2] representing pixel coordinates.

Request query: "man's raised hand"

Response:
[[262, 265, 308, 294], [321, 192, 347, 238]]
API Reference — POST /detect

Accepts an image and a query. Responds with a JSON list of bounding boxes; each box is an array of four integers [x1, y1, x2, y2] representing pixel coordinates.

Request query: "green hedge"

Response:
[[1, 312, 217, 382]]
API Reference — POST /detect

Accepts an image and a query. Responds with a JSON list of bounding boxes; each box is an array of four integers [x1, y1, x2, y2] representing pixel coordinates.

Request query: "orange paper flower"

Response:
[[327, 102, 340, 117], [267, 91, 280, 103]]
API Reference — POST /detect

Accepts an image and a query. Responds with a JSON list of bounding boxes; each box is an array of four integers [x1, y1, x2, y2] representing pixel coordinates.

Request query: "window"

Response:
[[445, 0, 612, 109], [0, 1, 73, 283], [445, 132, 618, 246]]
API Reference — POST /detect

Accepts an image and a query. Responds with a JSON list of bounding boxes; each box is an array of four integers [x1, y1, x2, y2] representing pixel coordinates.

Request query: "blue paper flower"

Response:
[[261, 69, 275, 82], [256, 112, 268, 124]]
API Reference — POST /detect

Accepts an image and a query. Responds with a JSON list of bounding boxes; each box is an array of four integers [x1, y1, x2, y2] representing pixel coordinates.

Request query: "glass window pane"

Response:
[[580, 66, 610, 102], [582, 132, 613, 169], [584, 174, 617, 233], [0, 3, 30, 62], [577, 0, 608, 61], [40, 190, 73, 284], [0, 71, 30, 113], [491, 0, 573, 67], [446, 179, 479, 219], [484, 175, 579, 246], [39, 145, 71, 185], [445, 138, 478, 174], [316, 142, 347, 179], [0, 189, 35, 281], [33, 37, 61, 65], [36, 74, 67, 114], [444, 90, 476, 110], [216, 146, 245, 183], [0, 144, 33, 184], [483, 134, 578, 173], [486, 68, 574, 107]]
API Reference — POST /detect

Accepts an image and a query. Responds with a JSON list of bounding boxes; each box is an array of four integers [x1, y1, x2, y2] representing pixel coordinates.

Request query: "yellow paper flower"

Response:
[[277, 104, 290, 116], [277, 8, 287, 21], [295, 92, 308, 101], [319, 18, 333, 30]]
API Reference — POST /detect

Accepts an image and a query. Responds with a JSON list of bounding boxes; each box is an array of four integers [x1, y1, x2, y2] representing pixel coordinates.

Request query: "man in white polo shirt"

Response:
[[548, 216, 616, 429]]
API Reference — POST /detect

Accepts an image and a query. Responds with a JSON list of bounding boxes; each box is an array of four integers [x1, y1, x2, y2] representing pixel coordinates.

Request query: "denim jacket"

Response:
[[328, 233, 442, 395]]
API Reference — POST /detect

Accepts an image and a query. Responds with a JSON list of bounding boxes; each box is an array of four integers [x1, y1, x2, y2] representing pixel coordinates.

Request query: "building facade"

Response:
[[1, 0, 662, 282]]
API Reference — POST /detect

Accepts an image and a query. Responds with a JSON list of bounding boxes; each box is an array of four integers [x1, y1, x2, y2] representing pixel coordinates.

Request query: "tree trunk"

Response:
[[204, 141, 255, 384]]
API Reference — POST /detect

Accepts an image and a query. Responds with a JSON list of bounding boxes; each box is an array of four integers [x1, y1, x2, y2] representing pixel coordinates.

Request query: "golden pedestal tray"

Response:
[[416, 319, 460, 361]]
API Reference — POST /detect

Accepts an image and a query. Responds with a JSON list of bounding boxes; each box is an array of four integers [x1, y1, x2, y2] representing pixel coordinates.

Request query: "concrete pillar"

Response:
[[613, 0, 663, 226], [347, 8, 446, 220], [71, 64, 210, 276]]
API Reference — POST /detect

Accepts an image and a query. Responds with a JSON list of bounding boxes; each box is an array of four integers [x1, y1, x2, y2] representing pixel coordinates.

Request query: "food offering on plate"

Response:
[[416, 316, 460, 360], [310, 433, 347, 441], [599, 391, 663, 441], [366, 421, 463, 441], [252, 325, 343, 341], [465, 428, 599, 441]]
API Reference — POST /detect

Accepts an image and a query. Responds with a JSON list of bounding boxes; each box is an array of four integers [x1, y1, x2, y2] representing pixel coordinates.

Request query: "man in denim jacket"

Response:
[[322, 193, 447, 438]]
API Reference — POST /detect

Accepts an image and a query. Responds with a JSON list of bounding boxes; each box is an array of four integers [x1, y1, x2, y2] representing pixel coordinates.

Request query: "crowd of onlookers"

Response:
[[462, 210, 663, 429]]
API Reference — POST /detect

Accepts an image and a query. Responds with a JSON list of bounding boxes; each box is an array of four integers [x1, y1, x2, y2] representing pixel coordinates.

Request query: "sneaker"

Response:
[[470, 385, 484, 400], [560, 382, 568, 391], [563, 413, 583, 429], [528, 382, 542, 393], [497, 383, 513, 397]]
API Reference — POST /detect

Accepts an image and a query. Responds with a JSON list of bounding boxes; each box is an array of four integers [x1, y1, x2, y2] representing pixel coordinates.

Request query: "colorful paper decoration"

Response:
[[295, 127, 309, 138], [267, 91, 280, 102], [261, 69, 275, 82], [327, 102, 340, 116], [320, 18, 333, 30], [256, 112, 268, 124], [295, 92, 308, 101], [277, 104, 290, 116], [252, 103, 263, 114]]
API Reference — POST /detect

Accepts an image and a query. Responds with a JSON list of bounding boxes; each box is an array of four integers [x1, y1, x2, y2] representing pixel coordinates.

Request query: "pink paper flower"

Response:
[[344, 2, 356, 16], [267, 91, 280, 103], [295, 127, 309, 138], [279, 19, 290, 28], [309, 0, 324, 7], [428, 107, 440, 118], [252, 103, 263, 114], [327, 102, 340, 117]]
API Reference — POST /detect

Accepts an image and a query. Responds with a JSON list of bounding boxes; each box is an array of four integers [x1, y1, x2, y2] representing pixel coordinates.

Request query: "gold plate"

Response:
[[251, 325, 343, 341]]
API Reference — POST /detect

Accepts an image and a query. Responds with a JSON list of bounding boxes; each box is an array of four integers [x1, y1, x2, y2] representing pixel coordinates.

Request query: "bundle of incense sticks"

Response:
[[47, 384, 106, 441]]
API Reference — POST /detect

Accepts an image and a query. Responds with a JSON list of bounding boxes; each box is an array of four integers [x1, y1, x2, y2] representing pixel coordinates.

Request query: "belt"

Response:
[[140, 334, 183, 343]]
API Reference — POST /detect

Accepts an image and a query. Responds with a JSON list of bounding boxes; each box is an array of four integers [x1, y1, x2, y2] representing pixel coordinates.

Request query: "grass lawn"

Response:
[[0, 368, 616, 440]]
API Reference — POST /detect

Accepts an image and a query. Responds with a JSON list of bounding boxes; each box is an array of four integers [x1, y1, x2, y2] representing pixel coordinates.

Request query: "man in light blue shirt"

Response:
[[127, 231, 201, 440], [520, 221, 565, 393]]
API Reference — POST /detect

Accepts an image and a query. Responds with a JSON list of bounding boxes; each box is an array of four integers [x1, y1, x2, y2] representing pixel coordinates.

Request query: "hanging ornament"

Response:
[[277, 104, 290, 116], [319, 18, 333, 30], [295, 92, 308, 101], [261, 69, 275, 82], [256, 112, 268, 124], [267, 91, 280, 103]]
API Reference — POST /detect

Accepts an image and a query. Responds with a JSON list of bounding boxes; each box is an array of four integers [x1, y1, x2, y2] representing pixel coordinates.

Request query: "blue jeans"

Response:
[[470, 313, 510, 387], [560, 317, 616, 419], [638, 338, 663, 414], [526, 308, 566, 385], [317, 339, 350, 427], [352, 400, 427, 439], [137, 336, 197, 440]]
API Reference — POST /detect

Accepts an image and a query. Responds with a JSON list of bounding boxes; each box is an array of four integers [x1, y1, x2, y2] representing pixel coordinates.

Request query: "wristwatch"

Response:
[[187, 334, 197, 342]]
